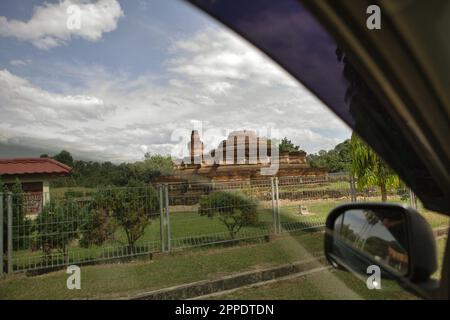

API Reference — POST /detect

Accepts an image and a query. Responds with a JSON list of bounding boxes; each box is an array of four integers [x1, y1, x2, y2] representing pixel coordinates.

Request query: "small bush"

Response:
[[36, 199, 82, 263], [198, 191, 259, 239], [79, 207, 116, 248], [1, 179, 34, 252], [90, 182, 159, 250]]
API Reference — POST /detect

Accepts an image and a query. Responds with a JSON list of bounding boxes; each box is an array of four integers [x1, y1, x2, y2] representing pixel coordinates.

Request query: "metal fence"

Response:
[[1, 175, 448, 274]]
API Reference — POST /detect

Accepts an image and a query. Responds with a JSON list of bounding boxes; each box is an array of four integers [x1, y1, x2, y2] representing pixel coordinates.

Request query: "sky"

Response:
[[0, 0, 351, 163]]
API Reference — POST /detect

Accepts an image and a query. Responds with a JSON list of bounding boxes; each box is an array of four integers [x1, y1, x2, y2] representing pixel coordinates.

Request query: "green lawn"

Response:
[[278, 197, 449, 229], [50, 187, 95, 198], [279, 181, 349, 192], [0, 232, 324, 299], [211, 237, 447, 300], [3, 233, 446, 300], [209, 268, 416, 300]]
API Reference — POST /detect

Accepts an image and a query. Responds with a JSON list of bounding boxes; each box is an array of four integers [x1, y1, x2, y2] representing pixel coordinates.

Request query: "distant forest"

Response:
[[45, 138, 350, 188], [306, 139, 351, 173], [45, 151, 173, 188]]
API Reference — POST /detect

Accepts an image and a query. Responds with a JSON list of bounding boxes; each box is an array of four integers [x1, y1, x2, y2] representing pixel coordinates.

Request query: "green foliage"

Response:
[[10, 179, 25, 225], [64, 190, 85, 198], [307, 139, 351, 172], [198, 191, 258, 239], [92, 181, 159, 249], [53, 150, 74, 167], [36, 199, 82, 263], [132, 153, 174, 183], [279, 137, 303, 153], [11, 180, 34, 250], [267, 137, 305, 154], [350, 133, 399, 201], [1, 179, 33, 254], [79, 205, 116, 248], [50, 150, 174, 188], [396, 189, 409, 202]]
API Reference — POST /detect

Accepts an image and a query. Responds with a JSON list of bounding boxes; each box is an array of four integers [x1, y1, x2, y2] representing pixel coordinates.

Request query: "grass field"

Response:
[[1, 232, 324, 299], [2, 234, 446, 299], [208, 268, 417, 300], [209, 237, 448, 300], [50, 187, 95, 198]]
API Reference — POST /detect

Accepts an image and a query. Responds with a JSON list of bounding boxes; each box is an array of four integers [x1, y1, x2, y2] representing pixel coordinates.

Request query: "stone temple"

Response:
[[158, 130, 327, 183]]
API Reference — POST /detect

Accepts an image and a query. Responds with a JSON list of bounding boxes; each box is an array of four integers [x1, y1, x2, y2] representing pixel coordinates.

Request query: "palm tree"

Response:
[[350, 133, 399, 201]]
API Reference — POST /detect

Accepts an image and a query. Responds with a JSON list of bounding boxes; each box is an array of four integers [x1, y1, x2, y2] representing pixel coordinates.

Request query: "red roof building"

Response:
[[0, 158, 72, 215], [0, 158, 72, 176]]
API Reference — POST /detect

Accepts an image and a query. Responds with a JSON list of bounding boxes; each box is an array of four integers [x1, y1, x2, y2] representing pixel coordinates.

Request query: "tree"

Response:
[[279, 137, 302, 153], [48, 150, 175, 188], [79, 204, 116, 248], [307, 139, 351, 172], [350, 133, 399, 201], [53, 150, 74, 167], [198, 192, 258, 239], [10, 180, 34, 250], [36, 198, 82, 264], [1, 179, 33, 257], [132, 154, 173, 183], [93, 181, 159, 251]]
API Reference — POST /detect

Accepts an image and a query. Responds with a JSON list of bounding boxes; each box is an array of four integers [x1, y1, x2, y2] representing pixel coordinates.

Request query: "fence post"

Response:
[[164, 184, 171, 252], [159, 185, 165, 252], [7, 193, 13, 274], [409, 188, 417, 209], [275, 177, 281, 234], [270, 177, 277, 234], [0, 193, 3, 276], [350, 175, 357, 203]]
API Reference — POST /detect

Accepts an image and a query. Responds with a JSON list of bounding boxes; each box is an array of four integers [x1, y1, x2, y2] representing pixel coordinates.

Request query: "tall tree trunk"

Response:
[[380, 184, 387, 202]]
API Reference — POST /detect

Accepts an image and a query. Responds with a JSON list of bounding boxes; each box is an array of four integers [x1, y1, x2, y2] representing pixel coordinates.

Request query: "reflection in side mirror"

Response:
[[333, 207, 409, 276], [325, 203, 438, 298]]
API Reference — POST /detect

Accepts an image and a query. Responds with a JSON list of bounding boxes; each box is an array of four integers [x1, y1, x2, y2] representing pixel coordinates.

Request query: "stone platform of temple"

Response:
[[156, 130, 327, 184]]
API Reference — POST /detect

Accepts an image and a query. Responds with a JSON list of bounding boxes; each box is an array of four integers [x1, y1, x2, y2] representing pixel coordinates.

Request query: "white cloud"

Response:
[[0, 69, 111, 122], [0, 27, 350, 162], [0, 0, 123, 49], [168, 28, 298, 87], [9, 59, 32, 66]]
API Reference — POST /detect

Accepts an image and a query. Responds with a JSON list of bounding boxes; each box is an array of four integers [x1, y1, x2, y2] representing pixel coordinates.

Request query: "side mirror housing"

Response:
[[325, 203, 438, 298]]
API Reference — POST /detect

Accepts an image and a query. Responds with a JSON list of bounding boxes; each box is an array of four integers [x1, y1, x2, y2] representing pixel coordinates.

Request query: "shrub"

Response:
[[91, 182, 159, 251], [198, 191, 258, 239], [36, 199, 82, 264], [79, 206, 116, 248], [396, 188, 410, 201], [1, 179, 33, 254]]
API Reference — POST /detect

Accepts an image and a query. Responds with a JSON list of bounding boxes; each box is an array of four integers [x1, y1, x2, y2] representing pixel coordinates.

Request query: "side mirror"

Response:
[[325, 203, 438, 298]]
